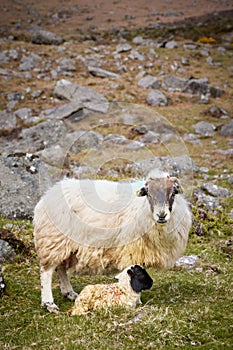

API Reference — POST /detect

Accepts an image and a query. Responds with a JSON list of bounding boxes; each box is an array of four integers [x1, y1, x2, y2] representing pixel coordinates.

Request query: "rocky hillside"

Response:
[[0, 2, 233, 221]]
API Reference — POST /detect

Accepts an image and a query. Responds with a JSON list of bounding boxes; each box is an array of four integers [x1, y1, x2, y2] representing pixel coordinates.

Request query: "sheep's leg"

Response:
[[56, 264, 78, 301], [40, 265, 60, 313]]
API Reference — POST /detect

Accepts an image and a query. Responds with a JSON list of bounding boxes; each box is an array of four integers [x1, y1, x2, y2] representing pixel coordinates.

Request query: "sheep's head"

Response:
[[137, 174, 182, 224], [115, 265, 153, 293]]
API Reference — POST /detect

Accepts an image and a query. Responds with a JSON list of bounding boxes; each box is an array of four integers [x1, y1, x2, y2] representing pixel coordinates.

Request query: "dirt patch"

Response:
[[1, 0, 233, 39]]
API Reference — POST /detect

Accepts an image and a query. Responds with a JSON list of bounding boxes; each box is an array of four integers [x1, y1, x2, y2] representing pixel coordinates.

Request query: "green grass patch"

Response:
[[1, 216, 233, 349]]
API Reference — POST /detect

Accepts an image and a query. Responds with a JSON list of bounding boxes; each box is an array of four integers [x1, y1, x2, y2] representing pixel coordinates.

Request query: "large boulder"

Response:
[[54, 79, 109, 113], [0, 154, 41, 219]]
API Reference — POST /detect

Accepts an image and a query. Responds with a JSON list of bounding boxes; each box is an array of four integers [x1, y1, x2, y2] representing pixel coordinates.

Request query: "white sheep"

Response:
[[34, 170, 192, 313], [70, 265, 153, 315]]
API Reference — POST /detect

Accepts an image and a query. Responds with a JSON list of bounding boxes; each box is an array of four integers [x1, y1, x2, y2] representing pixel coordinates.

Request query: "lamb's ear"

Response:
[[170, 177, 183, 194], [127, 269, 133, 276], [136, 187, 148, 197]]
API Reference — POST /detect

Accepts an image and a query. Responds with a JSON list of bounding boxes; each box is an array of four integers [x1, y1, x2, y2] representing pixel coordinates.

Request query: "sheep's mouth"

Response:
[[157, 218, 167, 224]]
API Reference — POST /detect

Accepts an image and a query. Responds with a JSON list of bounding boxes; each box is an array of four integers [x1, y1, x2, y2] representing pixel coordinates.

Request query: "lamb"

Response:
[[33, 170, 192, 313], [70, 265, 153, 315]]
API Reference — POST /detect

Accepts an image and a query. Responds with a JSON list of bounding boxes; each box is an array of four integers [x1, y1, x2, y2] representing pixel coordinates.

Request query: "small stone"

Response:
[[0, 239, 16, 263], [14, 108, 32, 121], [175, 255, 199, 269], [126, 141, 145, 150], [88, 66, 120, 79], [193, 121, 216, 137], [31, 30, 63, 45], [134, 125, 149, 135], [116, 43, 132, 53], [165, 40, 178, 49], [138, 76, 160, 89], [132, 36, 144, 45], [139, 131, 160, 144], [183, 43, 198, 50], [40, 145, 69, 167], [57, 58, 76, 72], [103, 134, 127, 145], [128, 50, 145, 61], [146, 90, 168, 107]]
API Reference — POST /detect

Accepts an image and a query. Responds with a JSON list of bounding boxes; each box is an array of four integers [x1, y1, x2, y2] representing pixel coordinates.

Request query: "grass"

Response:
[[0, 212, 233, 349]]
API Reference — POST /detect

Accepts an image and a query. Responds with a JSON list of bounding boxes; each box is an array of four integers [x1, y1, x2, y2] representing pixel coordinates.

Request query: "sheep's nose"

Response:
[[157, 211, 167, 223]]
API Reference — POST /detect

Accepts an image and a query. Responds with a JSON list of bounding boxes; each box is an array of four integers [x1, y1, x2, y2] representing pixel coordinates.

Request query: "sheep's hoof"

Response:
[[64, 291, 78, 301], [43, 302, 60, 314]]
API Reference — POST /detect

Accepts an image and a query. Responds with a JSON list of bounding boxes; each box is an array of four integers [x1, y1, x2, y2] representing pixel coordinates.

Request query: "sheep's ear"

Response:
[[136, 187, 147, 197], [170, 177, 183, 194]]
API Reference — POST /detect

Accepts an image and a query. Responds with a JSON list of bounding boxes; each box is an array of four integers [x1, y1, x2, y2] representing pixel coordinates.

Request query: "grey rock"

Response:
[[200, 49, 209, 56], [201, 182, 230, 197], [217, 149, 233, 156], [139, 131, 160, 144], [146, 90, 168, 107], [132, 36, 144, 45], [126, 141, 145, 150], [8, 49, 19, 60], [88, 66, 120, 79], [183, 133, 202, 145], [40, 145, 69, 168], [202, 105, 228, 118], [31, 89, 44, 99], [54, 79, 109, 113], [0, 110, 16, 134], [198, 94, 210, 105], [103, 134, 127, 145], [0, 239, 16, 263], [193, 121, 216, 137], [14, 107, 32, 121], [184, 78, 223, 97], [7, 92, 24, 102], [0, 51, 9, 64], [194, 188, 221, 210], [70, 165, 96, 179], [181, 57, 189, 66], [165, 40, 178, 49], [120, 113, 137, 125], [116, 43, 132, 53], [0, 154, 43, 218], [138, 76, 160, 89], [129, 154, 196, 177], [199, 167, 209, 173], [18, 120, 68, 152], [31, 30, 63, 45], [175, 255, 199, 269], [57, 58, 76, 72], [220, 120, 233, 137], [128, 50, 145, 61], [62, 130, 103, 154], [41, 102, 84, 120], [134, 125, 149, 135], [162, 75, 187, 92], [183, 43, 199, 50], [19, 53, 41, 71]]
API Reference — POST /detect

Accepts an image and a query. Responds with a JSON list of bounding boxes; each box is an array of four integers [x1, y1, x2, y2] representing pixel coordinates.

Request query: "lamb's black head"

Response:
[[127, 265, 153, 293]]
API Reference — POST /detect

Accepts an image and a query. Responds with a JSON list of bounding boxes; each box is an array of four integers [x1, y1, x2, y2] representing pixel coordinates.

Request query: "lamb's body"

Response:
[[34, 173, 192, 312], [70, 265, 153, 315]]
